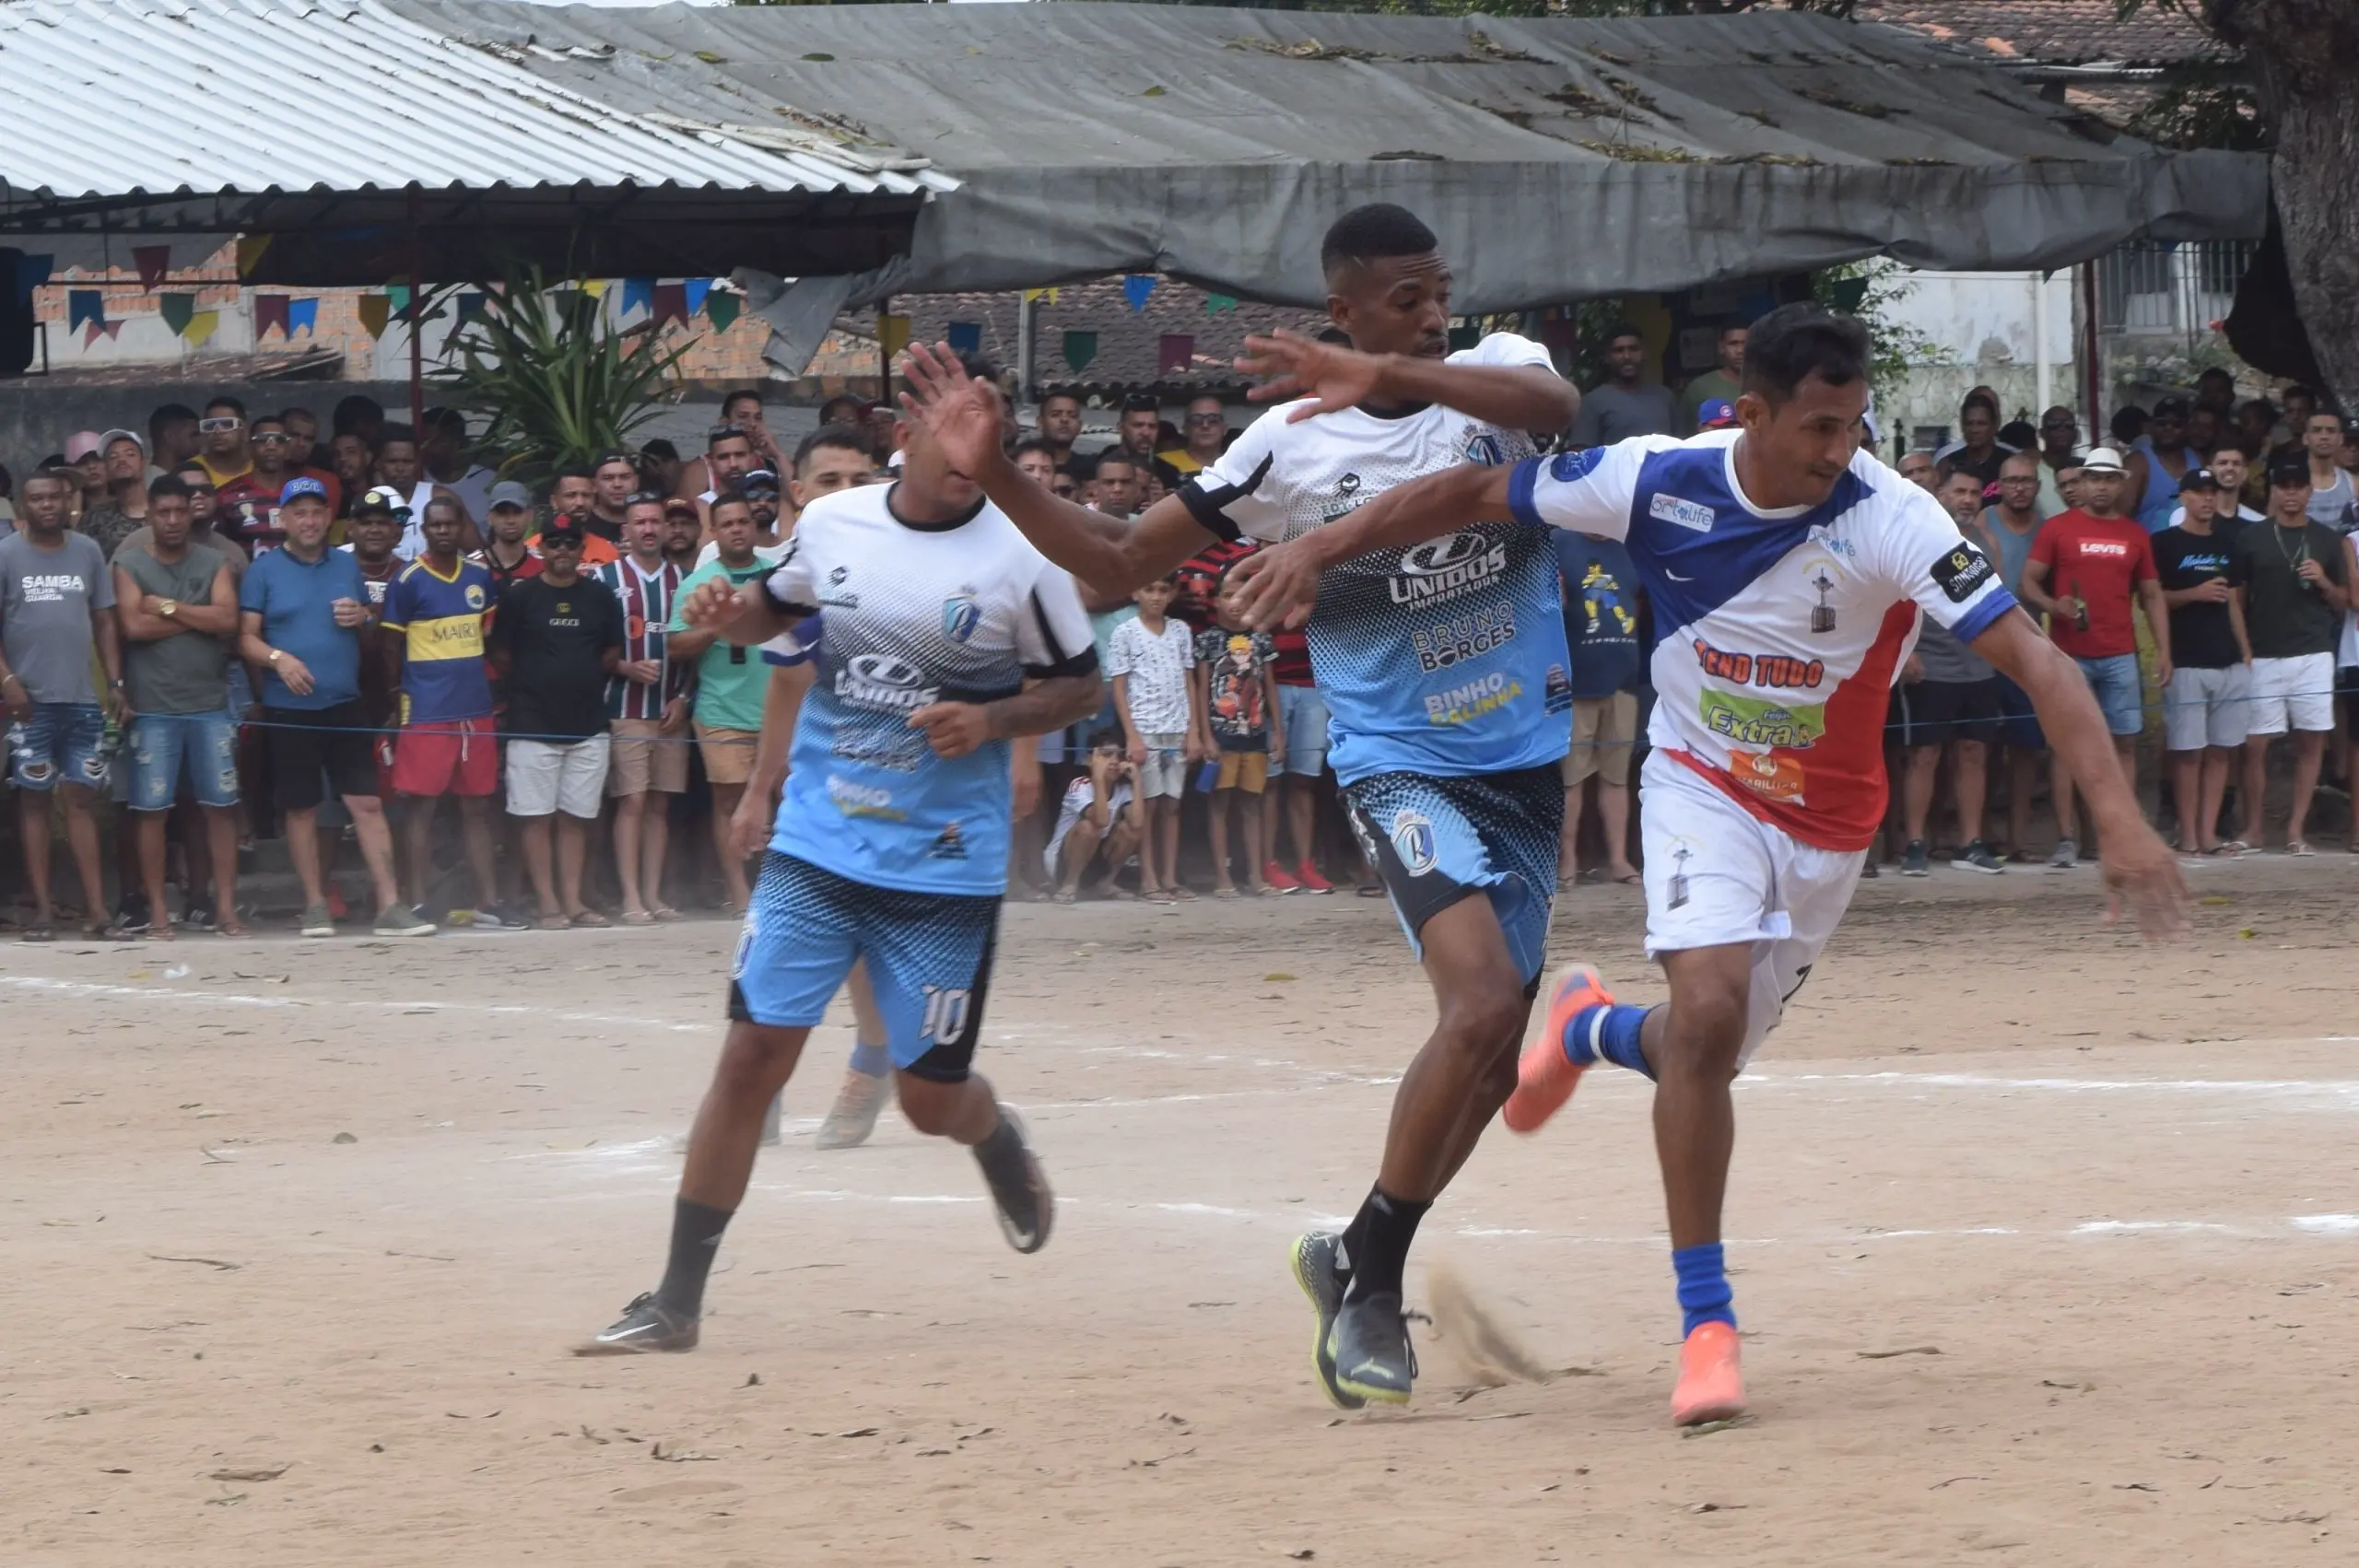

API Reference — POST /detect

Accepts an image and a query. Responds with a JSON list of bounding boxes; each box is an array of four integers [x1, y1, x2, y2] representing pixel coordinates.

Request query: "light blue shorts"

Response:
[[2074, 652, 2144, 737], [1277, 683, 1330, 777], [128, 710, 241, 811], [1341, 765, 1563, 987]]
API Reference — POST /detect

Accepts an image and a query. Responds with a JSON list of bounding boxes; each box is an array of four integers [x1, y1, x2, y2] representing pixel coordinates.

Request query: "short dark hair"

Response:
[[1120, 392, 1160, 416], [280, 406, 316, 427], [710, 486, 755, 517], [818, 393, 869, 423], [795, 423, 874, 473], [626, 490, 668, 512], [332, 394, 384, 434], [1740, 304, 1871, 404], [1320, 203, 1439, 277], [1087, 725, 1123, 751], [173, 462, 213, 487], [1998, 419, 2037, 451], [640, 438, 679, 462], [707, 423, 752, 451], [1604, 322, 1644, 348], [1010, 437, 1059, 463], [1961, 391, 2000, 418], [147, 474, 192, 504], [250, 411, 286, 431], [1039, 391, 1082, 411], [1091, 451, 1137, 477], [421, 494, 465, 522], [2108, 405, 2148, 444], [421, 406, 467, 439], [550, 463, 594, 487], [2283, 382, 2315, 402], [149, 402, 197, 439], [722, 387, 763, 415], [378, 421, 417, 449], [205, 393, 246, 419]]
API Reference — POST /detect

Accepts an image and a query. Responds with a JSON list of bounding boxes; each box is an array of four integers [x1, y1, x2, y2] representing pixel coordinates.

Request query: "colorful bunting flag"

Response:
[[83, 321, 123, 347], [945, 321, 982, 356], [1121, 275, 1156, 312], [254, 294, 290, 339], [158, 294, 195, 335], [358, 294, 392, 339], [582, 279, 608, 300], [876, 313, 911, 361], [67, 290, 103, 332], [288, 298, 318, 336], [386, 284, 412, 320], [705, 291, 742, 332], [651, 281, 687, 326], [133, 246, 171, 291], [1203, 293, 1238, 316], [456, 292, 487, 325], [684, 279, 712, 319], [1158, 333, 1194, 376], [1021, 287, 1061, 307], [1062, 330, 1097, 374], [620, 277, 654, 316], [183, 310, 220, 349], [13, 253, 53, 304], [234, 235, 273, 277]]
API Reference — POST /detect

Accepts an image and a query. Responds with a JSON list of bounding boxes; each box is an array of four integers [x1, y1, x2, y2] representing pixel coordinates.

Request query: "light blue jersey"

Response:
[[759, 485, 1097, 895], [1178, 333, 1573, 785]]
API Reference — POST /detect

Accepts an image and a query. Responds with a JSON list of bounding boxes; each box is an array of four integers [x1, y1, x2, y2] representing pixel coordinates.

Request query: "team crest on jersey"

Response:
[[1464, 433, 1504, 467], [464, 583, 486, 610], [1391, 811, 1438, 876], [942, 591, 982, 643], [928, 821, 968, 860], [1549, 447, 1602, 483]]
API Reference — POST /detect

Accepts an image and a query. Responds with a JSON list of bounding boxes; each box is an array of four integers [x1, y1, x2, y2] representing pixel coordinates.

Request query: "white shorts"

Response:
[[1638, 750, 1865, 1071], [2247, 651, 2335, 736], [2161, 663, 2251, 752], [506, 734, 612, 820]]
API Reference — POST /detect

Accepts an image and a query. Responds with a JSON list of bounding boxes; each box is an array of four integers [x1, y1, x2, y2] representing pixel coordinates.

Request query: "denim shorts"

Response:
[[8, 702, 108, 792], [127, 709, 241, 811], [1276, 682, 1330, 777], [2075, 652, 2144, 737]]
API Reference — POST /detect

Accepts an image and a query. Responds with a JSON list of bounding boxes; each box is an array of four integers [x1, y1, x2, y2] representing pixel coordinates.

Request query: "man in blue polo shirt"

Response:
[[237, 475, 431, 938]]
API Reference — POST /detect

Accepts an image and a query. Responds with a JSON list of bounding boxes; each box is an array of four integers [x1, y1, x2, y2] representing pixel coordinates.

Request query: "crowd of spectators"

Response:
[[2, 345, 2354, 939]]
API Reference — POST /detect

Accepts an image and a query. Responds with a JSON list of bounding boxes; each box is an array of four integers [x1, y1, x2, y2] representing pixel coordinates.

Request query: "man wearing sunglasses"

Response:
[[196, 396, 254, 489], [1155, 394, 1232, 488], [217, 414, 341, 556]]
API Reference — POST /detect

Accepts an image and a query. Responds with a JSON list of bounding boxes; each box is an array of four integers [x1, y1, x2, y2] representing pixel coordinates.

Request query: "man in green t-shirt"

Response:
[[1677, 322, 1747, 436], [664, 490, 771, 915]]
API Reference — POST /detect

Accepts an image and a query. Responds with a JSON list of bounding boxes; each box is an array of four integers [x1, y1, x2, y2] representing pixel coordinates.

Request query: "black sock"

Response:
[[972, 1106, 1026, 1180], [656, 1198, 734, 1317], [1340, 1185, 1430, 1304]]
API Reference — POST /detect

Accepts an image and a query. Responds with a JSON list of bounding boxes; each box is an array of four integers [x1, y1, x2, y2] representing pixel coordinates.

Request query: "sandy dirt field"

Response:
[[6, 852, 2358, 1566]]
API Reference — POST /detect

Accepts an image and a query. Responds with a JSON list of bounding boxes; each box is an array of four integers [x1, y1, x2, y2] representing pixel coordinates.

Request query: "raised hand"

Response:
[[1237, 329, 1387, 423], [899, 341, 1010, 478]]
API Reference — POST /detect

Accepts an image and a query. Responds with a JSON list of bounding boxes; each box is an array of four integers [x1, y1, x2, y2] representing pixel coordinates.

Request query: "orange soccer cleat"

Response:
[[1670, 1321, 1746, 1426], [1502, 963, 1614, 1133]]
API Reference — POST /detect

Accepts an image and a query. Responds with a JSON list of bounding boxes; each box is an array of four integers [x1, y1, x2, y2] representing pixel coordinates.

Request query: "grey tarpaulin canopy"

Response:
[[395, 0, 2263, 333]]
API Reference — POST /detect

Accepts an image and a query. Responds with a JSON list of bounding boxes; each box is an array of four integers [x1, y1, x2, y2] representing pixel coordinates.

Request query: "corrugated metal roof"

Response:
[[0, 0, 955, 203]]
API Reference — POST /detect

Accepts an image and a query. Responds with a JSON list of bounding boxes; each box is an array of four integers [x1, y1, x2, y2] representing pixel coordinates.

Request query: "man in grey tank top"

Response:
[[111, 475, 246, 936]]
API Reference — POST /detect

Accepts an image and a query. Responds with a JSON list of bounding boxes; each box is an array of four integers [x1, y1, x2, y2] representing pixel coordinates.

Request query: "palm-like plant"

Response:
[[429, 264, 691, 484]]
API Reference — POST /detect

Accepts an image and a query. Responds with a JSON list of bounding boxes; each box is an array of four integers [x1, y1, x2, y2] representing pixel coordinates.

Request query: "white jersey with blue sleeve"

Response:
[[1508, 430, 2017, 850], [761, 485, 1097, 895], [1178, 333, 1573, 785]]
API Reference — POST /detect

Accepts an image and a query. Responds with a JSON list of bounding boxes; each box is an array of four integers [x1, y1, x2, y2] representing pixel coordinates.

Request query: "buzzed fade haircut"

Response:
[[1320, 203, 1439, 279], [794, 423, 874, 474], [1741, 304, 1871, 405]]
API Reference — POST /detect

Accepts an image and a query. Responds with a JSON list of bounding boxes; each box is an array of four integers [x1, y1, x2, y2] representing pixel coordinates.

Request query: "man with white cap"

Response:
[[2018, 445, 2170, 865]]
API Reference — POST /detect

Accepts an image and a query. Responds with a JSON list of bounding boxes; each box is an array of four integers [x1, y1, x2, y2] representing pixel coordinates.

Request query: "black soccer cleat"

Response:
[[1328, 1290, 1418, 1406], [575, 1291, 699, 1355], [1290, 1232, 1366, 1410], [975, 1107, 1053, 1254]]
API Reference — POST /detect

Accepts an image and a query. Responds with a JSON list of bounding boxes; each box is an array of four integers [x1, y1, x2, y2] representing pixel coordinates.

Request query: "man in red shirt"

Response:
[[2019, 446, 2172, 865]]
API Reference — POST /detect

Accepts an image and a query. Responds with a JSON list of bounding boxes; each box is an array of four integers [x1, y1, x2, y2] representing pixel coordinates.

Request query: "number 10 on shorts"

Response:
[[921, 986, 973, 1046]]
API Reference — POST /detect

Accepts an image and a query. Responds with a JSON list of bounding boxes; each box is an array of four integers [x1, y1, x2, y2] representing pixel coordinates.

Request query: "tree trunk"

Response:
[[2210, 0, 2359, 410]]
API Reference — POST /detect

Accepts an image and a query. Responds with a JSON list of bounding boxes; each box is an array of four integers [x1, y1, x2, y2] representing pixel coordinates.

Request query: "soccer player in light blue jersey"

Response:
[[899, 204, 1581, 1407]]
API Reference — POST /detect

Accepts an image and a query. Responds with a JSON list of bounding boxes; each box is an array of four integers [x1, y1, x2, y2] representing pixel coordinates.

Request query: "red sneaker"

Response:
[[1262, 861, 1300, 894], [1671, 1321, 1745, 1426], [1502, 963, 1611, 1133], [325, 885, 350, 920], [1293, 860, 1334, 895]]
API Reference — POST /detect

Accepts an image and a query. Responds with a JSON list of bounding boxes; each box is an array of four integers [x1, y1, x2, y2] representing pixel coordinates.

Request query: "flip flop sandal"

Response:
[[20, 921, 54, 942], [617, 908, 655, 927], [2288, 839, 2317, 857]]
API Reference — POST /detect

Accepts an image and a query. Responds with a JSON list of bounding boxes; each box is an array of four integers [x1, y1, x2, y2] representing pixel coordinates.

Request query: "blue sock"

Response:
[[847, 1041, 890, 1079], [1564, 1002, 1656, 1080], [1672, 1243, 1736, 1336]]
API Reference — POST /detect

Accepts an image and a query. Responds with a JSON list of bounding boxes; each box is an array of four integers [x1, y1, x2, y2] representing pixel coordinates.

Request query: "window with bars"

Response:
[[2095, 240, 2258, 343]]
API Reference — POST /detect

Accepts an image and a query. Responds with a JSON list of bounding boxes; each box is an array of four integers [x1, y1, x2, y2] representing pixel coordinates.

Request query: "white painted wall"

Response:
[[1880, 267, 2083, 456]]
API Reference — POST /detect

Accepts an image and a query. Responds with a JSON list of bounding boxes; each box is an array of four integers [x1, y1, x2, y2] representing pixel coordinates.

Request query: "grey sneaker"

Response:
[[1328, 1291, 1417, 1406], [2048, 837, 2079, 869], [299, 902, 335, 939], [816, 1070, 891, 1151], [1860, 859, 1881, 879], [974, 1106, 1052, 1254], [373, 903, 438, 937], [574, 1291, 698, 1356], [1900, 839, 1931, 877], [1289, 1233, 1366, 1410], [1951, 839, 2004, 874]]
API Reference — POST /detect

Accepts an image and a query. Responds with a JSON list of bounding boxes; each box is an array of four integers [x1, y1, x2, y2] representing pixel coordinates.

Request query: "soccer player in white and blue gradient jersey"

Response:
[[581, 376, 1105, 1355], [1229, 304, 2190, 1425], [899, 204, 1582, 1408]]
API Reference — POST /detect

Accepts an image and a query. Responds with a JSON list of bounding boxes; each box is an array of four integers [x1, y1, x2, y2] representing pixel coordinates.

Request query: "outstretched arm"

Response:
[[1227, 463, 1516, 631], [1968, 609, 2188, 939], [900, 342, 1215, 591], [1237, 328, 1579, 432]]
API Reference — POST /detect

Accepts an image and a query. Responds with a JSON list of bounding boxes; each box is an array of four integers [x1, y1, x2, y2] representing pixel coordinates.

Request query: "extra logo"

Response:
[[1390, 531, 1509, 607], [1649, 493, 1716, 533], [1931, 543, 1996, 603], [1391, 810, 1438, 877], [464, 582, 487, 610], [942, 591, 981, 643]]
